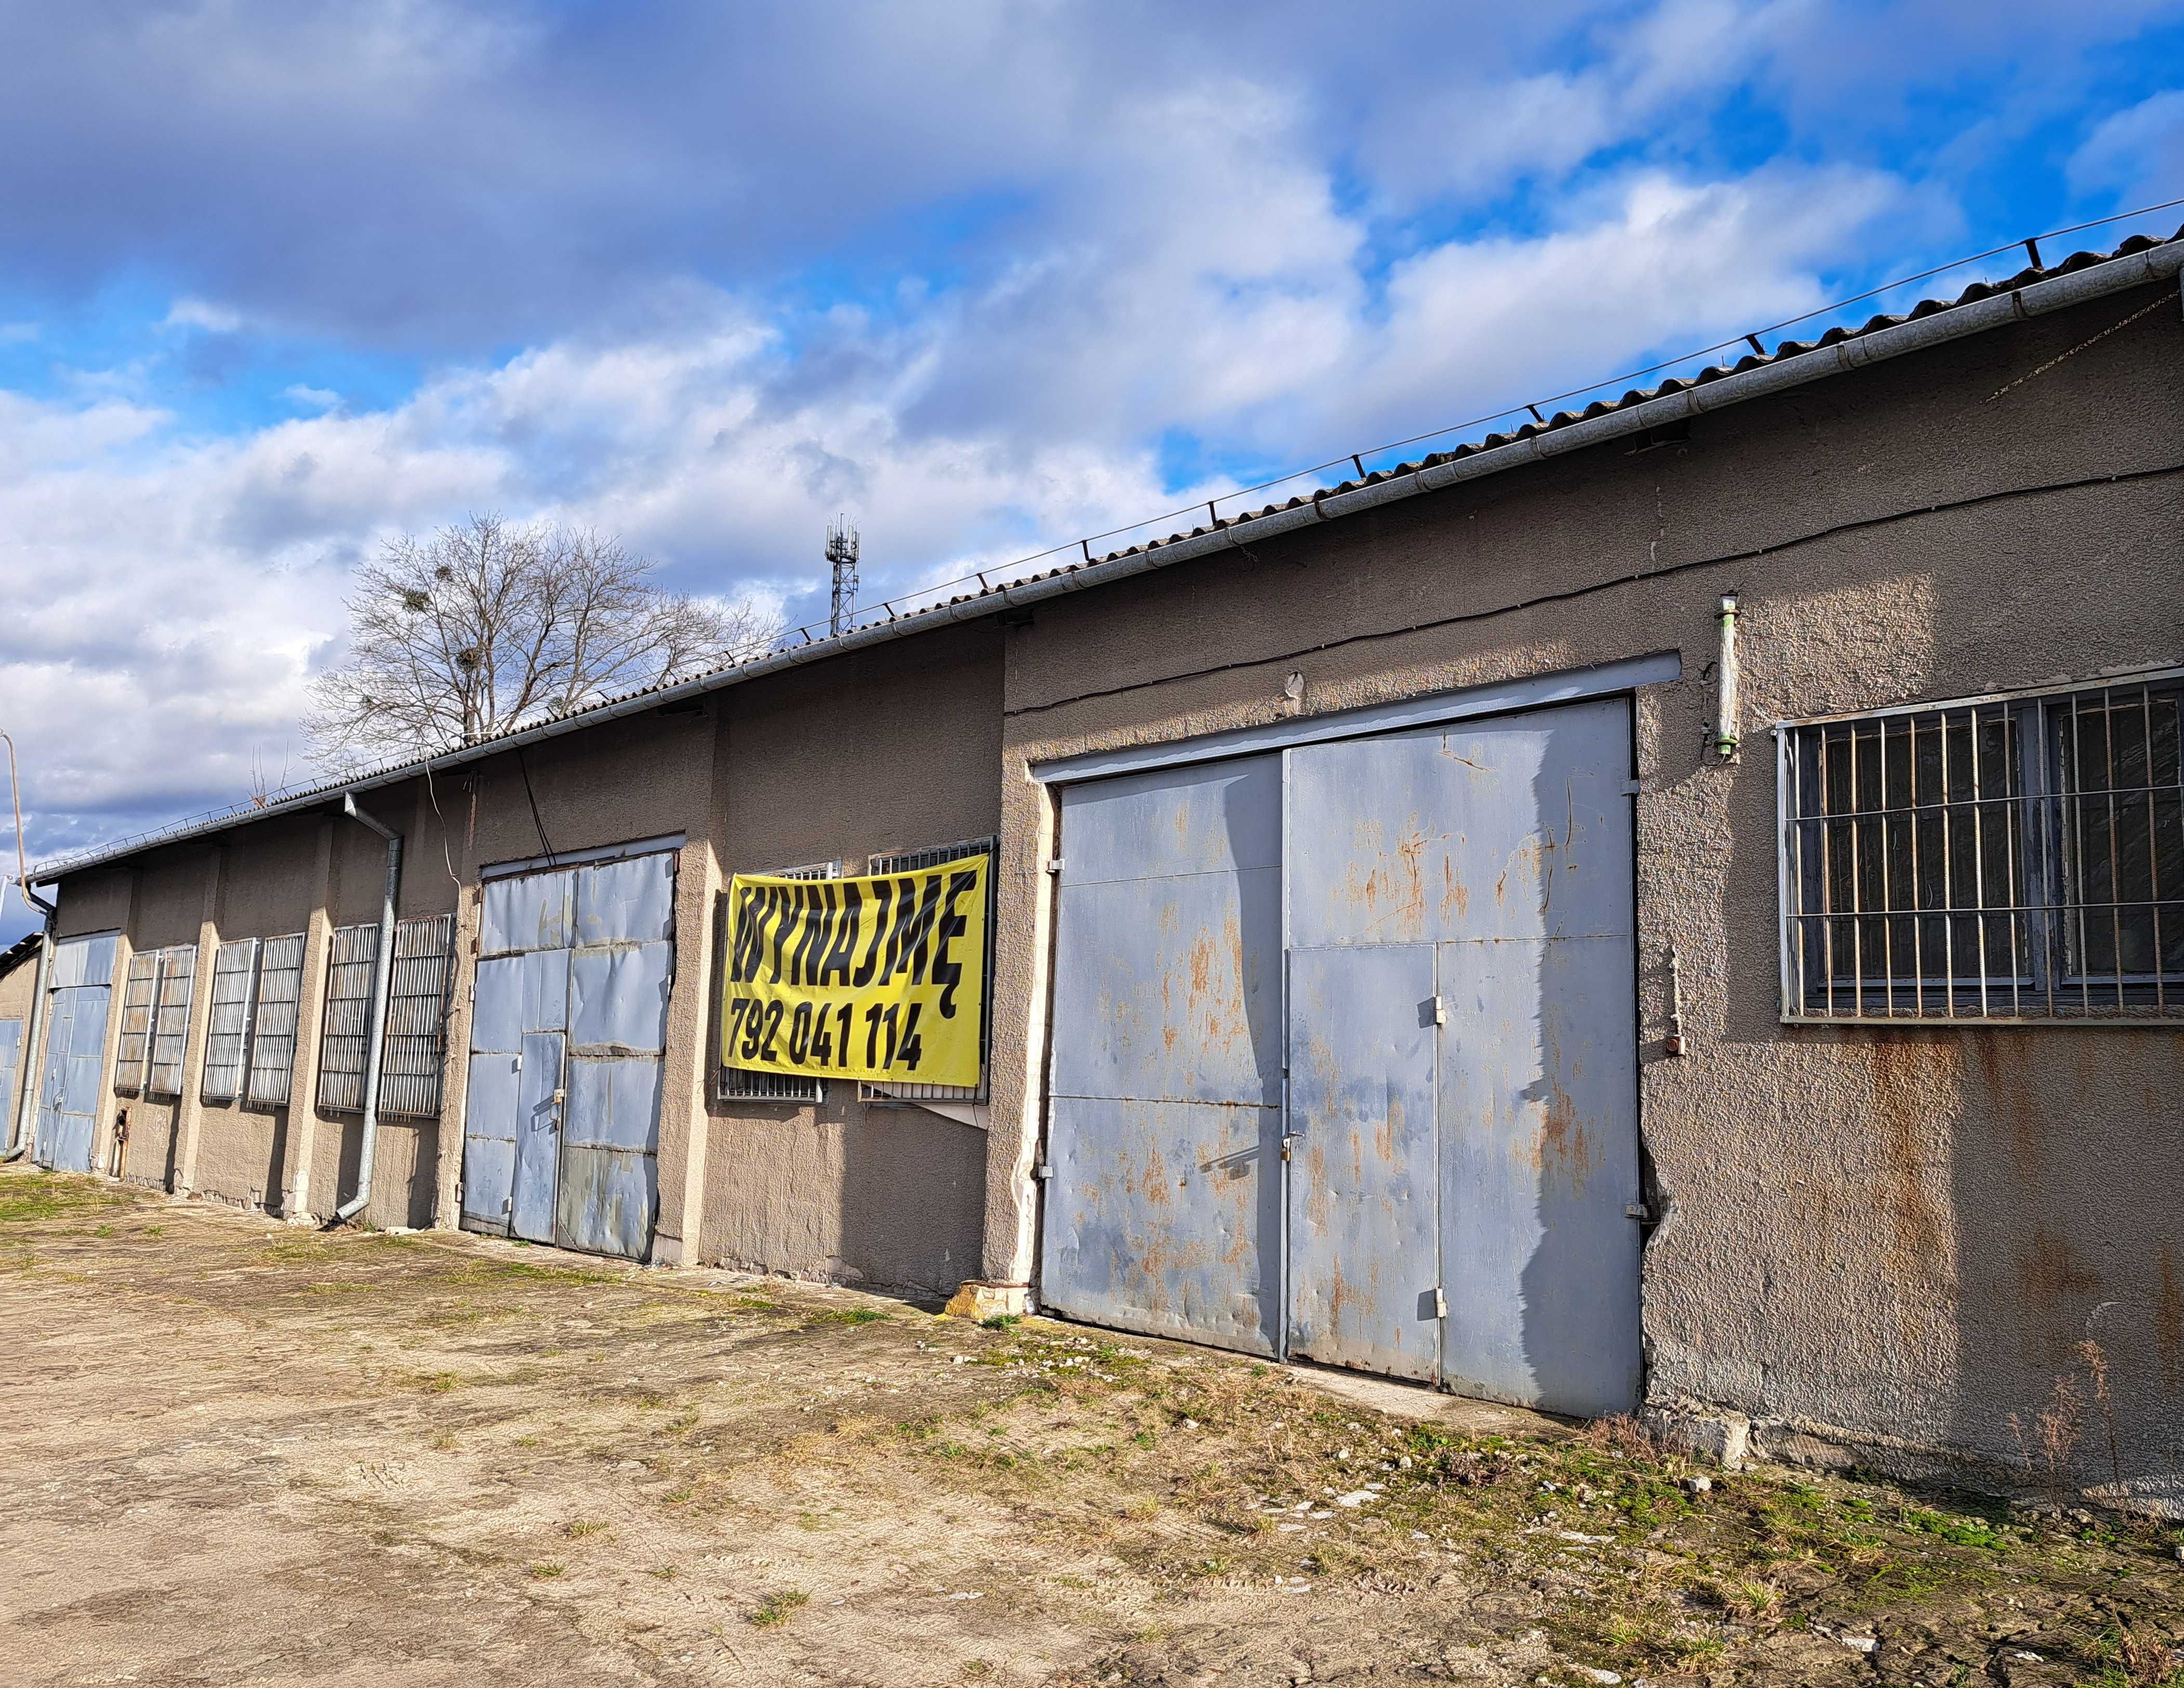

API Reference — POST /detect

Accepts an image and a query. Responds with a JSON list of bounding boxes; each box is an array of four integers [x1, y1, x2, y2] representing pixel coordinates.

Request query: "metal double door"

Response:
[[461, 851, 676, 1259], [1041, 697, 1642, 1416], [33, 933, 118, 1174]]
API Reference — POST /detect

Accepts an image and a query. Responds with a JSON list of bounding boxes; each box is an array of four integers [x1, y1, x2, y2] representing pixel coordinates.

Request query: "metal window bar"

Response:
[[147, 945, 197, 1095], [380, 915, 455, 1118], [245, 934, 308, 1105], [858, 836, 997, 1105], [114, 950, 161, 1094], [1780, 674, 2184, 1022], [201, 938, 261, 1102], [315, 923, 379, 1114], [719, 861, 839, 1103]]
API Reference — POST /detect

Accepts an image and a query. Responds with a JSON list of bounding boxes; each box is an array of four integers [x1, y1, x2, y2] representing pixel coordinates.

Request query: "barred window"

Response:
[[381, 915, 455, 1117], [316, 923, 378, 1113], [718, 862, 837, 1104], [201, 938, 260, 1103], [246, 934, 307, 1105], [114, 950, 160, 1093], [857, 836, 996, 1105], [147, 945, 197, 1094], [316, 917, 456, 1116], [1780, 672, 2183, 1021]]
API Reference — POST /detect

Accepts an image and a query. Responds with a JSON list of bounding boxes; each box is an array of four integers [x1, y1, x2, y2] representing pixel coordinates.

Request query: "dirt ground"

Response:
[[3, 1168, 2180, 1688]]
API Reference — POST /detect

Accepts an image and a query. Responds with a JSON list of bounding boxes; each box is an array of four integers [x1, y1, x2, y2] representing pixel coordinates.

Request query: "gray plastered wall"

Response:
[[984, 279, 2184, 1501], [26, 270, 2184, 1500]]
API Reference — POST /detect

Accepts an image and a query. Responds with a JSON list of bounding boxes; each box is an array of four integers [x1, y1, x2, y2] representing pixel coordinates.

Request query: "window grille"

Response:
[[314, 918, 456, 1116], [381, 915, 456, 1117], [146, 945, 197, 1095], [201, 938, 260, 1103], [316, 923, 378, 1113], [1780, 672, 2184, 1021], [246, 933, 307, 1105], [114, 950, 160, 1093], [858, 837, 997, 1104], [718, 861, 836, 1103]]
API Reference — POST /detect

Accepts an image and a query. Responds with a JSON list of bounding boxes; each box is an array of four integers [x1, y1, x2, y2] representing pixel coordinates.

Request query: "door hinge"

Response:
[[1431, 995, 1447, 1026], [1042, 858, 1065, 875], [1625, 1202, 1652, 1222], [1031, 1161, 1054, 1180], [1434, 1286, 1447, 1318]]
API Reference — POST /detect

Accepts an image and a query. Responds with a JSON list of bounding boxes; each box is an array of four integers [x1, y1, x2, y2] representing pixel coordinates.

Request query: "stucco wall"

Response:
[[985, 278, 2184, 1498], [696, 622, 1004, 1294]]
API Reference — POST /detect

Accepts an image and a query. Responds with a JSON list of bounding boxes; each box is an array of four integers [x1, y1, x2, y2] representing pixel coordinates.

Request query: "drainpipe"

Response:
[[5, 731, 52, 1162], [4, 899, 55, 1163], [335, 794, 403, 1223], [1713, 594, 1741, 762]]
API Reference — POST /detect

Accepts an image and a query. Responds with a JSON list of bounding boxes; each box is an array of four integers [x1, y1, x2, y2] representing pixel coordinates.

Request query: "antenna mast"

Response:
[[826, 517, 860, 637]]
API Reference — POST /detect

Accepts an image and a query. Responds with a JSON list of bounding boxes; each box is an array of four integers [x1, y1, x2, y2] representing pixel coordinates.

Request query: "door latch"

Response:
[[1280, 1132, 1302, 1162]]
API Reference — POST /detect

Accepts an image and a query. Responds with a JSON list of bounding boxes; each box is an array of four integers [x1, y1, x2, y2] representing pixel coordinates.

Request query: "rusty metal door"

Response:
[[34, 933, 116, 1173], [1040, 756, 1286, 1352], [1287, 698, 1640, 1414], [464, 848, 673, 1259]]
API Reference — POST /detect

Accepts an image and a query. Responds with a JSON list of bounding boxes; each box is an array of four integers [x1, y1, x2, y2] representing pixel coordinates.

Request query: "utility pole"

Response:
[[827, 517, 859, 637]]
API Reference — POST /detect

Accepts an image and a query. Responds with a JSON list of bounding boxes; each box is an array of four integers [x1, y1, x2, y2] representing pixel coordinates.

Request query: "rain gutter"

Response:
[[29, 238, 2184, 885]]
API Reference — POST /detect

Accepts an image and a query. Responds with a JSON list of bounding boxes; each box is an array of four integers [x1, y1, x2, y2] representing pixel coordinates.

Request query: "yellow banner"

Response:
[[720, 855, 989, 1088]]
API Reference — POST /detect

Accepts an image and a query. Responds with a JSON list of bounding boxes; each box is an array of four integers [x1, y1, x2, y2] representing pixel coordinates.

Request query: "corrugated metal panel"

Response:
[[114, 950, 159, 1094], [201, 938, 259, 1103], [316, 924, 378, 1114], [147, 945, 197, 1096], [245, 934, 307, 1105], [481, 872, 573, 957], [381, 915, 455, 1117], [1041, 756, 1284, 1355]]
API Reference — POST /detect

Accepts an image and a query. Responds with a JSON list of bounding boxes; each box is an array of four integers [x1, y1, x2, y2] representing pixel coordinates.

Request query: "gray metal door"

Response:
[[510, 1030, 563, 1243], [463, 850, 672, 1259], [0, 1017, 21, 1136], [1040, 756, 1286, 1353], [34, 934, 116, 1173], [1287, 699, 1640, 1415], [1040, 697, 1640, 1417]]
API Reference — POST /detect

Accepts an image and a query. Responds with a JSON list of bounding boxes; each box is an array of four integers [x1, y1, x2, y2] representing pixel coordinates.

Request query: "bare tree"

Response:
[[306, 515, 779, 768]]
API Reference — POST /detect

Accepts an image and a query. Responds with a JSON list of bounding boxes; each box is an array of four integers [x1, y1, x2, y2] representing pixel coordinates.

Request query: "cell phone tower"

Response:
[[827, 517, 859, 637]]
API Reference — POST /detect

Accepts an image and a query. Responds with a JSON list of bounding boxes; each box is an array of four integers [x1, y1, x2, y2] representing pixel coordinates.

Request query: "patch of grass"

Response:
[[804, 1306, 889, 1328], [429, 1432, 458, 1452], [733, 1296, 786, 1313], [748, 1588, 809, 1627], [0, 1173, 124, 1228], [420, 1371, 461, 1393], [94, 1224, 113, 1238], [662, 1486, 694, 1504], [980, 1313, 1020, 1330], [527, 1562, 564, 1579], [562, 1519, 609, 1538], [648, 1565, 678, 1580], [1901, 1504, 2007, 1551]]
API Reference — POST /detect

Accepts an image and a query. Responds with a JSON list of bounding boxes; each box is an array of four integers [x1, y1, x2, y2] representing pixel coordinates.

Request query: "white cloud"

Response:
[[161, 297, 246, 334], [2069, 88, 2184, 206]]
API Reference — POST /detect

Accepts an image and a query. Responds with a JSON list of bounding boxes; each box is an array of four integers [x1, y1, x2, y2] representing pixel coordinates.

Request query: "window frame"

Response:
[[716, 862, 839, 1105], [201, 937, 261, 1103], [1778, 666, 2184, 1024], [245, 933, 308, 1107], [857, 835, 997, 1106]]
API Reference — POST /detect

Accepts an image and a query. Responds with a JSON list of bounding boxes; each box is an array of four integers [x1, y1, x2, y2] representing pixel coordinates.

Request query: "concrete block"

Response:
[[944, 1280, 1029, 1320], [1641, 1403, 1751, 1470]]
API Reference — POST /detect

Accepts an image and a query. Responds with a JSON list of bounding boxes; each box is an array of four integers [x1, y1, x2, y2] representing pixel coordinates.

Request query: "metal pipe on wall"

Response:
[[335, 794, 403, 1223], [1715, 594, 1741, 761], [4, 730, 54, 1161]]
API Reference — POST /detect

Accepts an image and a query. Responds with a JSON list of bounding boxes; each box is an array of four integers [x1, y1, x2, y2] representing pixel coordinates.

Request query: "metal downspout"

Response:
[[5, 898, 56, 1162], [335, 794, 403, 1223], [4, 729, 54, 1162]]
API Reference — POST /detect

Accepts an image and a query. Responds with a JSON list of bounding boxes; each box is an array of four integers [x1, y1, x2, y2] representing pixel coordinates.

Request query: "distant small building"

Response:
[[8, 229, 2182, 1512]]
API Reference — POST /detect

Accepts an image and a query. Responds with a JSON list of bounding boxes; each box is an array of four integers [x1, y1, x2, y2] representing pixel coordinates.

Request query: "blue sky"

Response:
[[3, 0, 2183, 940]]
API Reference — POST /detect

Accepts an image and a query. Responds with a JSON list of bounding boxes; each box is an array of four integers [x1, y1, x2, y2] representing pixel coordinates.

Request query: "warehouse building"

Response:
[[6, 231, 2181, 1510]]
